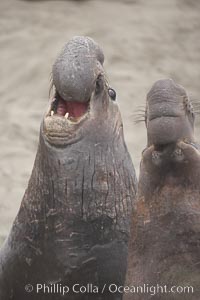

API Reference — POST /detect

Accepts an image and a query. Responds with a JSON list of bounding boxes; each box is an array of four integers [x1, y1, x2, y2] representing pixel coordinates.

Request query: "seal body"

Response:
[[0, 37, 137, 300], [124, 79, 200, 300]]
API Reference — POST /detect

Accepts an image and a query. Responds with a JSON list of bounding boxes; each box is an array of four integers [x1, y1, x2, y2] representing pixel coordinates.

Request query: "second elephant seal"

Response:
[[124, 79, 200, 300]]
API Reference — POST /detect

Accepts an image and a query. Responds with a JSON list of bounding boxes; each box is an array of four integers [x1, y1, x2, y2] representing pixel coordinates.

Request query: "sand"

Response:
[[0, 0, 200, 241]]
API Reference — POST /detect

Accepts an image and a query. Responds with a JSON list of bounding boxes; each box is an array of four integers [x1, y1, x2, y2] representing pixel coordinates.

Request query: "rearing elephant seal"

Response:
[[124, 79, 200, 300], [0, 36, 137, 299]]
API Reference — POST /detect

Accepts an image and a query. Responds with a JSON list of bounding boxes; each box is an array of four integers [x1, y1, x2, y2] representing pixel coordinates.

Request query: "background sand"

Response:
[[0, 0, 200, 242]]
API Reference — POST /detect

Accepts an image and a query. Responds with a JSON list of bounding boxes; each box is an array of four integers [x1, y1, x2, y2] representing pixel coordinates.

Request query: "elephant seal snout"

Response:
[[146, 78, 195, 147]]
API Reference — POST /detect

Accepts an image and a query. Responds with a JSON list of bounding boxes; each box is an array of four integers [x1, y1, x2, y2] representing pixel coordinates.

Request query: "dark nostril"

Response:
[[95, 75, 102, 95], [108, 88, 116, 101]]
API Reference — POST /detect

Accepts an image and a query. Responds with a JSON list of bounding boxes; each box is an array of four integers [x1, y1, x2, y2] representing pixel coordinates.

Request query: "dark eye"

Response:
[[108, 88, 116, 101]]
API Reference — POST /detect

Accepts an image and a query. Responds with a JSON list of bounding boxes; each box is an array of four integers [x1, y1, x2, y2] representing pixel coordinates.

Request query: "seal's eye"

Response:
[[108, 88, 116, 101]]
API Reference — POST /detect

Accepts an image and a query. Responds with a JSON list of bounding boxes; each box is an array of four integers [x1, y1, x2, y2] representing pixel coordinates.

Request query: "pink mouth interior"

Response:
[[56, 99, 89, 118]]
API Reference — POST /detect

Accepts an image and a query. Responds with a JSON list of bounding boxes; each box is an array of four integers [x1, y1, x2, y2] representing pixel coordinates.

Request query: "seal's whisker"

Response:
[[191, 98, 200, 103], [133, 115, 146, 120], [135, 105, 146, 110], [133, 117, 146, 123], [193, 105, 200, 109], [132, 113, 146, 117], [134, 117, 146, 120], [134, 119, 146, 124], [192, 101, 200, 105], [134, 109, 146, 113], [134, 119, 146, 123]]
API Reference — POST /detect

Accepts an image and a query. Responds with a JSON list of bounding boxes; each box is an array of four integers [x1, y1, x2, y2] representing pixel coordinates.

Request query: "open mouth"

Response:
[[43, 91, 91, 144], [47, 93, 90, 124]]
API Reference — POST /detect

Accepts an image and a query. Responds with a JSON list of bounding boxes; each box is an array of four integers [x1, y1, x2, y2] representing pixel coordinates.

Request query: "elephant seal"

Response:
[[124, 79, 200, 300], [0, 36, 137, 300]]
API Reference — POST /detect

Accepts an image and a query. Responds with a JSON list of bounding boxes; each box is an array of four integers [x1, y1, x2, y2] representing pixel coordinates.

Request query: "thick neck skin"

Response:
[[19, 100, 135, 238], [125, 149, 200, 300], [125, 144, 200, 300]]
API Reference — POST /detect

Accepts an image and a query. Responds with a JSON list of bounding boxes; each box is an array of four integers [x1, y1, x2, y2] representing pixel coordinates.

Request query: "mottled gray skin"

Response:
[[124, 79, 200, 300], [0, 37, 137, 300]]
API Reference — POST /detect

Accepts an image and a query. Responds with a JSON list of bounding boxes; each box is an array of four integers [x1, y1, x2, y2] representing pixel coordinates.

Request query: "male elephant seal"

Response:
[[124, 79, 200, 300], [0, 36, 137, 300]]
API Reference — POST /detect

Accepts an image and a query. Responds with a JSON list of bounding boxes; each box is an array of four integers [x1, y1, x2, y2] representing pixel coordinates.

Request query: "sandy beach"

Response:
[[0, 0, 200, 242]]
